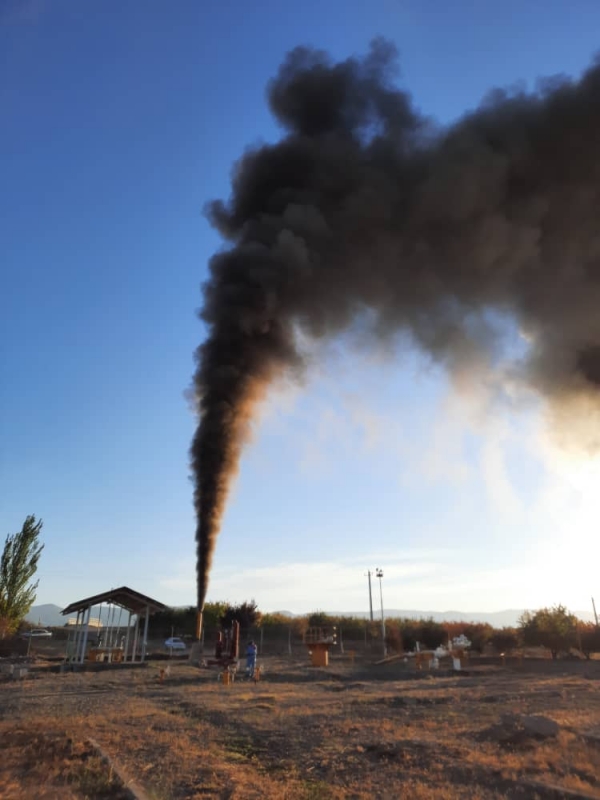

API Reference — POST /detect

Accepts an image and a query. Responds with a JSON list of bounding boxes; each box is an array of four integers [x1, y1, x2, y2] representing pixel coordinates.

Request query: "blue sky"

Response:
[[2, 0, 600, 616]]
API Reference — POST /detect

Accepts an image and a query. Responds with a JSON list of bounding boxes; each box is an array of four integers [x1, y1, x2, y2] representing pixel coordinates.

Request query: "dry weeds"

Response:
[[0, 655, 599, 798]]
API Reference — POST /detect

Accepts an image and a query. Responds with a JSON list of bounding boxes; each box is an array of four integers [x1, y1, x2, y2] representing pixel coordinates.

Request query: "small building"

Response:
[[61, 586, 167, 665], [65, 616, 103, 631]]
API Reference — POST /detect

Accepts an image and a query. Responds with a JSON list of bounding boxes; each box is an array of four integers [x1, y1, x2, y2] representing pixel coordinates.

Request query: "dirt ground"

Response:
[[1, 654, 600, 799]]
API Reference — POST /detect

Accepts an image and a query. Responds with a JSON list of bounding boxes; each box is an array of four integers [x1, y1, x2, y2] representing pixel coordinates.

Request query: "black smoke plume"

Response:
[[191, 39, 600, 610]]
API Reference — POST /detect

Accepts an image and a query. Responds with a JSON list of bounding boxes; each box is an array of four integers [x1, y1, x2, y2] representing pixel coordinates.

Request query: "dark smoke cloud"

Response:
[[191, 39, 600, 609]]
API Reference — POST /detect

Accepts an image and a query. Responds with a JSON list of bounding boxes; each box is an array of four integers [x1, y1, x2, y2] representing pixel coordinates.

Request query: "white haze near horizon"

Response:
[[158, 328, 600, 619]]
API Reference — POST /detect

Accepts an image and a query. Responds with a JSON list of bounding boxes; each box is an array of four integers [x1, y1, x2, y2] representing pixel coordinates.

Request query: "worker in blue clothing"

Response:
[[246, 640, 257, 678]]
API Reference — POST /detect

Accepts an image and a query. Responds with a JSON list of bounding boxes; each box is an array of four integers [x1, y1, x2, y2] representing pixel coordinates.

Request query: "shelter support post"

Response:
[[80, 607, 92, 663], [142, 606, 150, 661], [124, 610, 132, 661], [71, 610, 82, 662], [69, 610, 81, 662], [132, 615, 140, 662]]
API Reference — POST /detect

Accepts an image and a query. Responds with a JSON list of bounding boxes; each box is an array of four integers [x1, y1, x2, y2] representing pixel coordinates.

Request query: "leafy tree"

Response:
[[260, 612, 297, 638], [384, 621, 403, 654], [220, 600, 261, 633], [0, 516, 44, 638], [202, 601, 229, 630], [149, 605, 197, 638], [290, 614, 309, 638], [440, 621, 491, 652], [381, 618, 447, 653], [307, 611, 331, 628], [261, 611, 293, 626], [343, 616, 370, 638], [579, 623, 600, 659], [489, 627, 521, 654], [416, 618, 447, 649], [519, 605, 578, 658], [460, 623, 493, 653], [443, 621, 464, 644]]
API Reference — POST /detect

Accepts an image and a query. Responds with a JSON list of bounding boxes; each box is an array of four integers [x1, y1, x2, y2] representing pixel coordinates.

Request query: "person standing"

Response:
[[246, 640, 257, 678]]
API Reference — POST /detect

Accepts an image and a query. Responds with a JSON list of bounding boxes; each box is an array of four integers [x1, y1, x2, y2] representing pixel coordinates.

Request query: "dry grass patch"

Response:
[[1, 658, 600, 798], [0, 725, 131, 799]]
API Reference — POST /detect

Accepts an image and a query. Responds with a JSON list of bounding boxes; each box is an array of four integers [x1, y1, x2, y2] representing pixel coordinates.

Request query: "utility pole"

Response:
[[376, 568, 386, 657], [593, 597, 599, 627], [365, 570, 374, 622]]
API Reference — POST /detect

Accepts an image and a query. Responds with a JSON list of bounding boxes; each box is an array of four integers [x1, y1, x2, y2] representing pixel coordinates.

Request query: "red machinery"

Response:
[[204, 619, 240, 670]]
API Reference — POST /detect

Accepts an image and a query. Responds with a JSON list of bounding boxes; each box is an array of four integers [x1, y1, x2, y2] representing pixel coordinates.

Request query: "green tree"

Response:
[[579, 623, 600, 659], [381, 617, 450, 653], [489, 627, 521, 654], [460, 622, 493, 653], [202, 601, 229, 630], [307, 611, 331, 628], [220, 600, 262, 634], [384, 620, 403, 654], [416, 618, 447, 649], [148, 605, 197, 638], [519, 605, 578, 658], [0, 516, 44, 638]]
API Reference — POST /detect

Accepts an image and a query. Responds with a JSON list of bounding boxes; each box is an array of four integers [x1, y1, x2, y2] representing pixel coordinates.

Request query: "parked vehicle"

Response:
[[164, 637, 186, 651], [21, 628, 53, 638]]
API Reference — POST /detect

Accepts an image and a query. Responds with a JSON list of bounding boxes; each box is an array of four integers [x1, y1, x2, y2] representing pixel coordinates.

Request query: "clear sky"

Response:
[[2, 0, 600, 616]]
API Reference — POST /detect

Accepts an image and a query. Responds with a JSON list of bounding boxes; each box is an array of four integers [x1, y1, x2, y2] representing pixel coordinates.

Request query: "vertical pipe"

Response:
[[97, 603, 102, 646], [80, 607, 92, 663], [107, 603, 114, 651], [132, 615, 140, 662], [72, 610, 82, 662], [113, 606, 123, 649], [141, 606, 150, 661], [124, 611, 132, 661], [71, 611, 79, 661]]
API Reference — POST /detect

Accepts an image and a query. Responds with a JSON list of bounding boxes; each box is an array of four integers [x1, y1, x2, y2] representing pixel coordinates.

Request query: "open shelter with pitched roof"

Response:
[[61, 586, 167, 664]]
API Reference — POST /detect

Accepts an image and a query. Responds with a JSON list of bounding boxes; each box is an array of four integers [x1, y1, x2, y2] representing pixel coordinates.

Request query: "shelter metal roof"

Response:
[[61, 586, 167, 616]]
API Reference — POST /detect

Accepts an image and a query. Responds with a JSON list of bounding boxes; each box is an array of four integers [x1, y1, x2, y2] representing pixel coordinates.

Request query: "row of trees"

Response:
[[1, 517, 598, 661], [384, 605, 600, 659], [147, 599, 600, 659]]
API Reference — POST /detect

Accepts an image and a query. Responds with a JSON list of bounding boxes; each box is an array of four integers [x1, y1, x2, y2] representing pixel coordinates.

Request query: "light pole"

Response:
[[376, 568, 386, 657], [365, 570, 374, 621]]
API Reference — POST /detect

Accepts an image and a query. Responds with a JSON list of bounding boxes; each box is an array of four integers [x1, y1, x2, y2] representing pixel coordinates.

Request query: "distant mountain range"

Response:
[[26, 604, 66, 627], [27, 604, 596, 628], [321, 609, 597, 626]]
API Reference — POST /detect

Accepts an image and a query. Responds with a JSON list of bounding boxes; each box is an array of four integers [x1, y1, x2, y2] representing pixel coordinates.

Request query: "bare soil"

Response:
[[1, 654, 599, 799]]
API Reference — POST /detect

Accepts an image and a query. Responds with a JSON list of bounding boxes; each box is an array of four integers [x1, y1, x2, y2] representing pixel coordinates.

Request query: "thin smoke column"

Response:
[[191, 40, 600, 611]]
